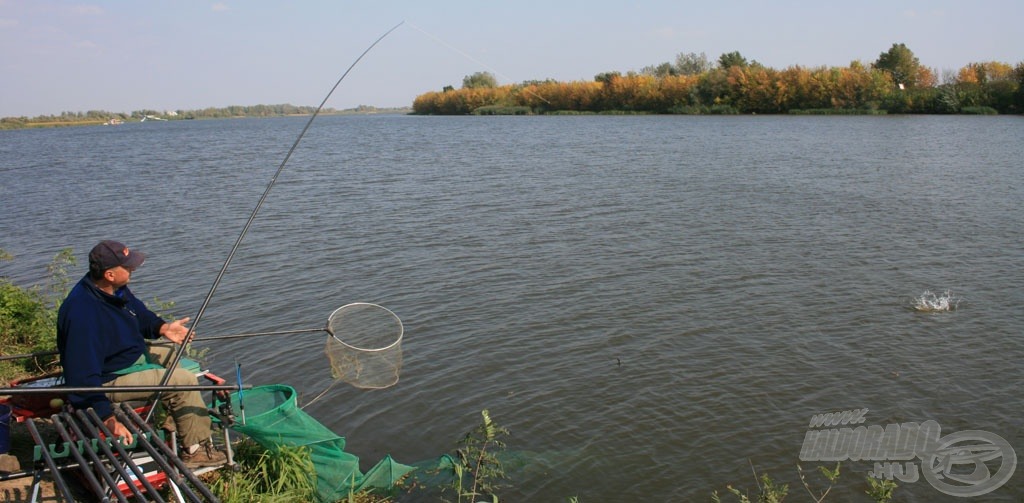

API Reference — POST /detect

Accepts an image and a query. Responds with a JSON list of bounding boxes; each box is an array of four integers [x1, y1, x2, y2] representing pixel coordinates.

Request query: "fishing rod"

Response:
[[146, 21, 405, 423]]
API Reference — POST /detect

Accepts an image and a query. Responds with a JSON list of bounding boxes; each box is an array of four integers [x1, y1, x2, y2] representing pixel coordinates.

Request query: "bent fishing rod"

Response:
[[145, 22, 404, 422]]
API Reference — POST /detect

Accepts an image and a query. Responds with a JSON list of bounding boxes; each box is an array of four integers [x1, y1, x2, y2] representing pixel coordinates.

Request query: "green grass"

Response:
[[206, 440, 320, 502]]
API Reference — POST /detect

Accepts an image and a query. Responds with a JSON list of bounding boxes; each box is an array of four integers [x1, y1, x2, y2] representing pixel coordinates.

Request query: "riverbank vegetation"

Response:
[[413, 43, 1023, 115], [0, 104, 412, 131], [0, 249, 72, 381], [714, 463, 899, 503]]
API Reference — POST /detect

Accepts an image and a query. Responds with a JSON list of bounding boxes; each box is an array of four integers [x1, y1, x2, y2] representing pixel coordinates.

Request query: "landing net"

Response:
[[325, 303, 403, 389]]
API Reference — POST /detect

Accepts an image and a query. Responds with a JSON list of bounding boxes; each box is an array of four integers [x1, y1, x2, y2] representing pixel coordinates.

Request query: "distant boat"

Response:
[[103, 118, 123, 126], [143, 115, 168, 122]]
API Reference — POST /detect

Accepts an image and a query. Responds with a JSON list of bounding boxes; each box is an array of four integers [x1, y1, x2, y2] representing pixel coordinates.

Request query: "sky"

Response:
[[1, 0, 1022, 118]]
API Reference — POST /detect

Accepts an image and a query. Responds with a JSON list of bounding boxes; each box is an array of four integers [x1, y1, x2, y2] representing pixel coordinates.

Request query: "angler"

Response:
[[58, 240, 227, 468]]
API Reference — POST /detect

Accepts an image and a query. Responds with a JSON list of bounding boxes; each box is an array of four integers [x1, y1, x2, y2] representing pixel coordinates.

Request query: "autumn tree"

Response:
[[641, 62, 677, 78], [958, 61, 1015, 84], [718, 51, 749, 69], [658, 74, 700, 111], [874, 43, 922, 88], [463, 71, 498, 89], [676, 52, 714, 75], [961, 61, 1020, 112], [642, 52, 714, 79], [728, 65, 782, 113], [594, 71, 622, 85], [518, 80, 602, 112]]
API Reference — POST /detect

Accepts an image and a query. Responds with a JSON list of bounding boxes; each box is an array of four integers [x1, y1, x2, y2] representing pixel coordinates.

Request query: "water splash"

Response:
[[912, 290, 960, 312]]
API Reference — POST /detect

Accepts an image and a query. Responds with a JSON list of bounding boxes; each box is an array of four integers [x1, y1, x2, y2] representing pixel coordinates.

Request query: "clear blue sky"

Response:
[[2, 0, 1021, 117]]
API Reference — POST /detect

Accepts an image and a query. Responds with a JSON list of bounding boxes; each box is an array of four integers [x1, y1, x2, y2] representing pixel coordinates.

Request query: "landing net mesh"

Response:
[[221, 384, 416, 501], [324, 303, 403, 389]]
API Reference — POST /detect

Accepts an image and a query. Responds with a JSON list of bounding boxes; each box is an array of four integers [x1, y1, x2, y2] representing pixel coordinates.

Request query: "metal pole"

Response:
[[115, 405, 219, 502], [0, 384, 251, 395], [24, 418, 77, 502], [57, 412, 132, 503], [74, 409, 167, 502], [48, 413, 116, 501]]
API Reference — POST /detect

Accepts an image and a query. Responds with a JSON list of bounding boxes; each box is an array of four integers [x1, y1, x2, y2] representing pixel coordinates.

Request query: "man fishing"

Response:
[[57, 240, 226, 468]]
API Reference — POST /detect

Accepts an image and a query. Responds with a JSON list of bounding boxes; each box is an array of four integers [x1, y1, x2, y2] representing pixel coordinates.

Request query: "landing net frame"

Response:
[[324, 303, 403, 390]]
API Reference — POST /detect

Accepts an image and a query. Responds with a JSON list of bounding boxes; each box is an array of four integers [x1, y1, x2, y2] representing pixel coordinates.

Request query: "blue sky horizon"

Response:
[[2, 0, 1022, 117]]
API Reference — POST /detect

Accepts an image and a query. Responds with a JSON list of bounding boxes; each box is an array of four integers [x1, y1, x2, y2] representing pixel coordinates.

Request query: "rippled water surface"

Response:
[[2, 115, 1022, 501]]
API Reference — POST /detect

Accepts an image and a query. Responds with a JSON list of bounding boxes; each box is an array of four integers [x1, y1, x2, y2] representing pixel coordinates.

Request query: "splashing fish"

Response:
[[912, 290, 960, 312]]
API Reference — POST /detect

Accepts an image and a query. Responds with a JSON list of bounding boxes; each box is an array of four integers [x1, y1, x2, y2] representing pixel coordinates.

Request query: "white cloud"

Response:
[[211, 3, 229, 12]]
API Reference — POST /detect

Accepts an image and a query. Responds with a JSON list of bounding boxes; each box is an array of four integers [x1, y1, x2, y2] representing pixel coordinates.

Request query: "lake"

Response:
[[1, 114, 1022, 501]]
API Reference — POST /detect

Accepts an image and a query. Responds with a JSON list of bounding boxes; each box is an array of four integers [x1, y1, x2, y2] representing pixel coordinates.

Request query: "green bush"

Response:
[[446, 409, 509, 503], [0, 248, 74, 380], [709, 104, 740, 115], [960, 106, 999, 115], [472, 105, 532, 115]]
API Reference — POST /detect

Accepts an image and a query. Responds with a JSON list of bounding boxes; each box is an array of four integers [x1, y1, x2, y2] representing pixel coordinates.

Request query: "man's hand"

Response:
[[103, 416, 134, 445], [160, 317, 192, 344]]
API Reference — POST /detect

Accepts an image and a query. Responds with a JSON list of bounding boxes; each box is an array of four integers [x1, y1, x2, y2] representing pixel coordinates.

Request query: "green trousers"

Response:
[[103, 341, 212, 447]]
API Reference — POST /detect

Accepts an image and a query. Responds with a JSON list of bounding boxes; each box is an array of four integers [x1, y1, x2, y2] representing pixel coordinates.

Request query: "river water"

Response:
[[1, 115, 1022, 501]]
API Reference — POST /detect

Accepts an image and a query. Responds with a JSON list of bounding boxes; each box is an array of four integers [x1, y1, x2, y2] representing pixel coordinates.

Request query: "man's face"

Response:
[[104, 265, 134, 289]]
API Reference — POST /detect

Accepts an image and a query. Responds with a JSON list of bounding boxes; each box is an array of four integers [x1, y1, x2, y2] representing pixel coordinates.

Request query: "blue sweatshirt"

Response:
[[56, 274, 166, 419]]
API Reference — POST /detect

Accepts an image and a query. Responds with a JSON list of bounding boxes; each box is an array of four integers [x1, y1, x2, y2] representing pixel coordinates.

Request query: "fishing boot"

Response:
[[181, 439, 227, 468]]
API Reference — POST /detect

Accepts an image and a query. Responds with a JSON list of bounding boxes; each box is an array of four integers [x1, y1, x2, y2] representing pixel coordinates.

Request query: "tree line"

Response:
[[412, 43, 1024, 115], [0, 104, 409, 130]]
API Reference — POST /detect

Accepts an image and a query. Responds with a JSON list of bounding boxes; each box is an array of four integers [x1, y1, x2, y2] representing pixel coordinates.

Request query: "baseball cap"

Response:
[[88, 240, 146, 273]]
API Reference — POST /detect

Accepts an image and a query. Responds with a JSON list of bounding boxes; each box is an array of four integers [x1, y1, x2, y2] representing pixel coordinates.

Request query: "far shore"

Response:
[[0, 106, 414, 131]]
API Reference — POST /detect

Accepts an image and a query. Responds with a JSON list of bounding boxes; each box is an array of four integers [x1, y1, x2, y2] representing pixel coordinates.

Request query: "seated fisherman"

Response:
[[57, 240, 225, 468]]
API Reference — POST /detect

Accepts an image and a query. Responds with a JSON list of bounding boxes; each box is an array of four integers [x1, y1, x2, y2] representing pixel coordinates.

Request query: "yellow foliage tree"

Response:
[[958, 61, 1015, 84]]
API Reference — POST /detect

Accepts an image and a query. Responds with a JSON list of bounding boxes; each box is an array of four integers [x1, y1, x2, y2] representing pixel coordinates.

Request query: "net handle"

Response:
[[327, 302, 404, 352]]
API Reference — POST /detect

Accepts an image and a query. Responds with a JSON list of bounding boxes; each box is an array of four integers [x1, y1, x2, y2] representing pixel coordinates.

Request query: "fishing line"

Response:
[[145, 21, 406, 423]]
